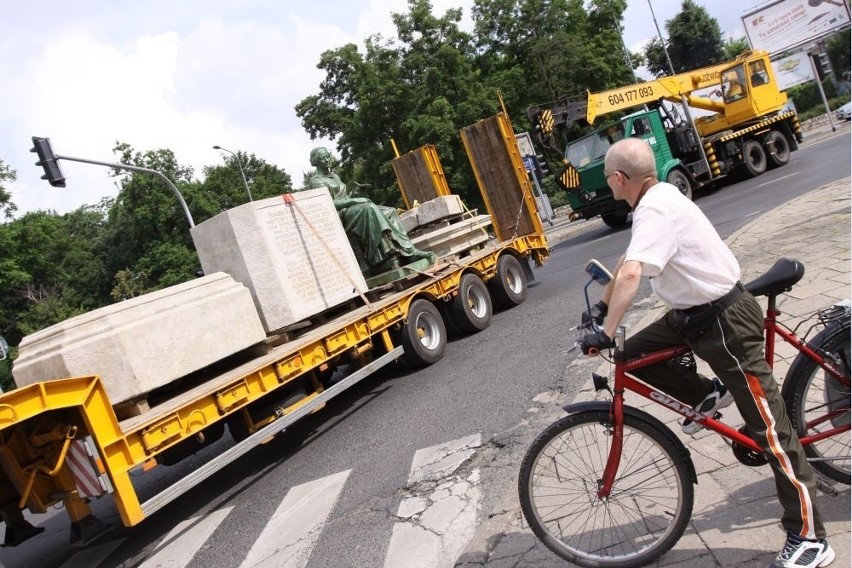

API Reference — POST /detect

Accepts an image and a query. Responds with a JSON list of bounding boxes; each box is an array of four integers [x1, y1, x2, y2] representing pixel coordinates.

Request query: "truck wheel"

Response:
[[742, 139, 767, 177], [764, 131, 790, 168], [450, 273, 493, 334], [399, 299, 446, 367], [666, 169, 693, 200], [489, 254, 528, 309], [601, 213, 629, 228]]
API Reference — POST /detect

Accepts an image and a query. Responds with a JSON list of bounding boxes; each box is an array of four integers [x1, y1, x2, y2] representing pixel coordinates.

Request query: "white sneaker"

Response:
[[768, 531, 835, 567], [681, 377, 734, 435]]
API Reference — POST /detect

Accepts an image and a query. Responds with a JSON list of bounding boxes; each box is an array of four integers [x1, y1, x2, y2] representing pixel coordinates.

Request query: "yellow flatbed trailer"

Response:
[[0, 112, 550, 547]]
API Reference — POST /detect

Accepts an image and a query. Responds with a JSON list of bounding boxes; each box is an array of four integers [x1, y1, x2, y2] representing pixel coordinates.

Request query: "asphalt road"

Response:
[[1, 128, 849, 568]]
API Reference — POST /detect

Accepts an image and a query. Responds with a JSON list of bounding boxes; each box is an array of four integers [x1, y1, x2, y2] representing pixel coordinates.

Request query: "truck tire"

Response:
[[489, 254, 528, 309], [764, 130, 790, 168], [601, 212, 629, 228], [742, 139, 767, 177], [450, 273, 493, 334], [666, 169, 693, 200], [399, 299, 446, 367]]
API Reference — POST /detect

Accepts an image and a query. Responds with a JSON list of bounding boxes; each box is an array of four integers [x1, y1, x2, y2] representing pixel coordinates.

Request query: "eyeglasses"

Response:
[[604, 169, 631, 181]]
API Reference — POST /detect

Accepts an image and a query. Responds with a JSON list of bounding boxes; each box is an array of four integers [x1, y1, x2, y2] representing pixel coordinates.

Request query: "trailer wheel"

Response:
[[399, 299, 446, 367], [601, 212, 629, 227], [742, 139, 767, 177], [764, 131, 790, 168], [666, 169, 693, 200], [489, 255, 528, 309], [450, 274, 493, 334]]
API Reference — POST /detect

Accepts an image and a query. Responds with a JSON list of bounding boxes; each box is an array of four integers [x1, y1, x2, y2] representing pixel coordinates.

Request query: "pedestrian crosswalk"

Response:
[[19, 435, 485, 568]]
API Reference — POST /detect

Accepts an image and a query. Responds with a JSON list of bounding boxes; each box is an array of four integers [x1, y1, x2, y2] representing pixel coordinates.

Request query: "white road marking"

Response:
[[139, 507, 233, 568], [239, 469, 351, 568], [759, 172, 798, 187], [384, 435, 483, 568]]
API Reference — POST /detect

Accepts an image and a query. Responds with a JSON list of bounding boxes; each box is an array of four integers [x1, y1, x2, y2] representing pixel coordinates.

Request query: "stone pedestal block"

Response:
[[12, 273, 266, 404], [399, 209, 419, 234], [191, 189, 367, 333], [416, 195, 465, 226], [411, 215, 493, 258]]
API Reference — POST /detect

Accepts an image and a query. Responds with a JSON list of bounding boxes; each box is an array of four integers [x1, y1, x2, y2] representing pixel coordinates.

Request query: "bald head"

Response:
[[604, 138, 657, 179]]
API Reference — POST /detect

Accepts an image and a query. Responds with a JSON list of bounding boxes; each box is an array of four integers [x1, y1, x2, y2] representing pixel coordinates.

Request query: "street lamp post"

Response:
[[213, 145, 253, 202]]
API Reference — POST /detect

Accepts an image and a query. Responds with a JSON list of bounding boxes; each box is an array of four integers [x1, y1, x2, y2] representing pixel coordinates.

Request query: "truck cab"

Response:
[[557, 109, 688, 227]]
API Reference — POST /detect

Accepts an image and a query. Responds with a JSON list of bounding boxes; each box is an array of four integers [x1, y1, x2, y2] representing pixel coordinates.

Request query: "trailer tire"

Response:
[[601, 212, 629, 228], [489, 255, 528, 309], [764, 130, 790, 168], [399, 299, 446, 367], [450, 273, 493, 334], [666, 169, 693, 200], [743, 139, 767, 177]]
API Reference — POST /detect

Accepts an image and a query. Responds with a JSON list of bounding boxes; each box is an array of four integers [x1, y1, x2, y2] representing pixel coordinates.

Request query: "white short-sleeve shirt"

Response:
[[625, 182, 740, 309]]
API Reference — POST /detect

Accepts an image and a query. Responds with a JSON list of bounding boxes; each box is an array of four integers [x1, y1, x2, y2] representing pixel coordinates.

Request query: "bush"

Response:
[[787, 77, 842, 116]]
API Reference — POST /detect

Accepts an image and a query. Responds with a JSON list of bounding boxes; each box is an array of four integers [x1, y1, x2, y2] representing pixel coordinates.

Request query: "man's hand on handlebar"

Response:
[[580, 329, 615, 355], [581, 300, 608, 328]]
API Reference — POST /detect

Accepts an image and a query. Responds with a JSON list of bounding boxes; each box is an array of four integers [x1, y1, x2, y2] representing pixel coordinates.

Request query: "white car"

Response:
[[836, 101, 852, 121]]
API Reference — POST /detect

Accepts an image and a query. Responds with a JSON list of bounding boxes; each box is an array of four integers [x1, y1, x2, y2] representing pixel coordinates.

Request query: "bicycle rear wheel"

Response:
[[518, 410, 694, 568], [784, 320, 851, 484]]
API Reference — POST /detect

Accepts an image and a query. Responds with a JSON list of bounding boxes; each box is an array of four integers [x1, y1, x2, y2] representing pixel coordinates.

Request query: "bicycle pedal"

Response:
[[712, 411, 722, 420]]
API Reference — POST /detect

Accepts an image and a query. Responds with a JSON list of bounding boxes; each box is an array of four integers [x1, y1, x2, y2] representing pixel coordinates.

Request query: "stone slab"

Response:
[[13, 273, 266, 404], [411, 215, 492, 258], [416, 195, 465, 226], [191, 189, 368, 332], [400, 195, 466, 233], [400, 209, 419, 234]]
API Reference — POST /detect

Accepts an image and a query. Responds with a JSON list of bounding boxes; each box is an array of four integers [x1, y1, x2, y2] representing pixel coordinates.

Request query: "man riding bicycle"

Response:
[[580, 138, 834, 568]]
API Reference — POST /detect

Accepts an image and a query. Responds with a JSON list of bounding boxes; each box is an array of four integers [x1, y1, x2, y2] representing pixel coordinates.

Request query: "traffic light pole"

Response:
[[55, 154, 196, 228]]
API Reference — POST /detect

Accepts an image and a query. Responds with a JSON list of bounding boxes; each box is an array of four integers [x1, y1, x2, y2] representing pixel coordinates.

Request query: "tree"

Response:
[[103, 143, 202, 294], [643, 0, 725, 77], [723, 37, 750, 61], [0, 159, 17, 219], [827, 29, 850, 82], [297, 0, 496, 208], [202, 151, 293, 211]]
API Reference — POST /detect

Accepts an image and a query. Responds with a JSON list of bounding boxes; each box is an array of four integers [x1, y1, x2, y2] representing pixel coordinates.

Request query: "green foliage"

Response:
[[723, 37, 750, 61], [296, 0, 634, 209], [787, 77, 840, 115], [827, 29, 850, 80], [643, 0, 726, 77], [0, 160, 17, 219]]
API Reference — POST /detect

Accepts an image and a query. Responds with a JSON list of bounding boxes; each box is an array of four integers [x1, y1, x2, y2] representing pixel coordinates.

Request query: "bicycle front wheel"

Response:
[[519, 410, 694, 568], [784, 319, 851, 484]]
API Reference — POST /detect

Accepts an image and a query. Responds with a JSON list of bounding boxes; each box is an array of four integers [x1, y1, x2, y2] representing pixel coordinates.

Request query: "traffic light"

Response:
[[811, 52, 832, 81], [536, 154, 551, 177], [30, 136, 66, 187]]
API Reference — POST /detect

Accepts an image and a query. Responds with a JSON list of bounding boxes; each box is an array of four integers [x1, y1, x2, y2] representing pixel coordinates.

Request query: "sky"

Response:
[[1, 1, 748, 217]]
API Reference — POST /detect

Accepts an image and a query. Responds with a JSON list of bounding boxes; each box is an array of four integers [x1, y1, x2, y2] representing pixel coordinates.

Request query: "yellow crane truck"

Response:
[[0, 112, 548, 548], [528, 50, 802, 226]]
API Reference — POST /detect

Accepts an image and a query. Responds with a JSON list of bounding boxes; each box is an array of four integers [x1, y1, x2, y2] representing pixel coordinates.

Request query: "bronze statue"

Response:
[[305, 147, 434, 277]]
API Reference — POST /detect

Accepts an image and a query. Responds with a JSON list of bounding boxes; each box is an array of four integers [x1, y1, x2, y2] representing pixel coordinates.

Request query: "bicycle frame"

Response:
[[597, 303, 851, 499]]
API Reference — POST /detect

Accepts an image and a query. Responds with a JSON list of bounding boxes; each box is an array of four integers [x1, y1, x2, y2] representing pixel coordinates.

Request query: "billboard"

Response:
[[772, 51, 815, 89], [742, 0, 850, 54]]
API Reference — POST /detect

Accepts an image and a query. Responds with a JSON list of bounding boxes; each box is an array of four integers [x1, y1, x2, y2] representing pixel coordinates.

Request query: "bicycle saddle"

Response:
[[744, 257, 804, 298]]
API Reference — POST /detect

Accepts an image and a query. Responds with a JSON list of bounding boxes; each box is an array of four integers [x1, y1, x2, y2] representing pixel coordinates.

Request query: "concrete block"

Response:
[[416, 195, 465, 226], [399, 208, 419, 233], [191, 189, 368, 332], [411, 215, 492, 258], [13, 273, 266, 404]]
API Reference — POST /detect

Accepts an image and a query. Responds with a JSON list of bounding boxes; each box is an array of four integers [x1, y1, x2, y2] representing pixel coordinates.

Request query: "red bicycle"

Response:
[[518, 257, 850, 568]]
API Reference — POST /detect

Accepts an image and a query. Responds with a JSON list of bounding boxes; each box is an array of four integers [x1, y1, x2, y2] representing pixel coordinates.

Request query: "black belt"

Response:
[[684, 281, 744, 314]]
